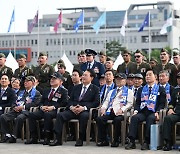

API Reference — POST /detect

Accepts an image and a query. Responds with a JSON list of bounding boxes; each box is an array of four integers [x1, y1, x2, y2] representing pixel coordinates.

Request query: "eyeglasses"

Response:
[[135, 55, 141, 58]]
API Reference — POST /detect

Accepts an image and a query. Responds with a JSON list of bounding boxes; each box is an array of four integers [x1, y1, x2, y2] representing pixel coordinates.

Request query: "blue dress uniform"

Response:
[[81, 49, 105, 87]]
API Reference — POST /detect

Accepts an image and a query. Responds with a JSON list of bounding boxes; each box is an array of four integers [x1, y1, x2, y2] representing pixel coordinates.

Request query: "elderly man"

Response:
[[0, 76, 41, 143], [125, 69, 166, 150], [97, 73, 133, 147], [49, 69, 100, 146], [26, 72, 68, 145]]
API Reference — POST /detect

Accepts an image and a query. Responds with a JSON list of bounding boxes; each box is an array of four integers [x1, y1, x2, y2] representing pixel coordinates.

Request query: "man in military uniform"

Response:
[[81, 49, 105, 87], [134, 50, 151, 85], [13, 54, 33, 89], [0, 53, 13, 79], [98, 51, 107, 65], [74, 51, 87, 70], [33, 52, 55, 89], [162, 72, 180, 151], [156, 48, 177, 86], [117, 50, 136, 75]]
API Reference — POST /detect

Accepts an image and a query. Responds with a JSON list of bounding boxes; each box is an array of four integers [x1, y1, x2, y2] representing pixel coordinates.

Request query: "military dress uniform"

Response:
[[156, 63, 177, 87], [14, 66, 33, 89], [117, 61, 136, 75], [33, 64, 55, 89], [0, 65, 13, 79]]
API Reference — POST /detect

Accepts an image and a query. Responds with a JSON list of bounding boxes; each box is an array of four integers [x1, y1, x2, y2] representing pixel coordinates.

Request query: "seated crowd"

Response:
[[0, 48, 179, 152]]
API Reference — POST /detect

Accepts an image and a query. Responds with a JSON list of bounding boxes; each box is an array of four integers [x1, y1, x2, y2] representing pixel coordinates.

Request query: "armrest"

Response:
[[57, 107, 66, 113]]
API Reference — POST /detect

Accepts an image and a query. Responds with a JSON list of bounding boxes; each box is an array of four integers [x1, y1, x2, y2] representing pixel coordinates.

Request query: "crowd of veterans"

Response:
[[0, 47, 179, 151]]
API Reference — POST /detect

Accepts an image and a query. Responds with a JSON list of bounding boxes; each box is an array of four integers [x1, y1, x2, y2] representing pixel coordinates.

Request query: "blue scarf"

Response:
[[140, 84, 159, 112], [100, 83, 115, 101], [106, 86, 128, 115], [165, 83, 171, 104], [16, 87, 36, 106]]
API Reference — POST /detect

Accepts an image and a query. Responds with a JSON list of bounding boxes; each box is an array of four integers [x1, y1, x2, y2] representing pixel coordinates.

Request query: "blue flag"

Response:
[[138, 12, 150, 32], [8, 9, 15, 32], [92, 12, 106, 34], [74, 11, 84, 32]]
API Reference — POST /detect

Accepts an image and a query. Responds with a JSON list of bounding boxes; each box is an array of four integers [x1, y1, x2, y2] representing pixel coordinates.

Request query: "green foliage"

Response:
[[106, 41, 126, 59]]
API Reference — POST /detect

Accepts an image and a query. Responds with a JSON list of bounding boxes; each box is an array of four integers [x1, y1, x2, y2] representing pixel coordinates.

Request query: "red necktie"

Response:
[[48, 89, 55, 101]]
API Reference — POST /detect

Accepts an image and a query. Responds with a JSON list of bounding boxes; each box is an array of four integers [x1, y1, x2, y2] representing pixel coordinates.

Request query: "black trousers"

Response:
[[128, 109, 156, 144], [0, 110, 27, 137], [54, 110, 89, 140], [96, 112, 124, 142], [163, 114, 180, 142], [28, 110, 57, 137]]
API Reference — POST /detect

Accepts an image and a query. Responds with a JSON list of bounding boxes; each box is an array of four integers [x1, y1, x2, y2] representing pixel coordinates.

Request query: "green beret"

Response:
[[0, 53, 6, 58], [18, 54, 26, 59], [39, 52, 47, 57]]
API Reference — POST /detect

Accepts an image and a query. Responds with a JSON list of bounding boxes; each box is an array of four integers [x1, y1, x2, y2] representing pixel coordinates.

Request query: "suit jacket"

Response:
[[135, 85, 166, 112], [0, 86, 17, 112], [102, 88, 134, 115], [168, 87, 180, 115], [81, 61, 105, 87], [68, 83, 100, 110], [12, 88, 41, 115], [39, 86, 68, 109]]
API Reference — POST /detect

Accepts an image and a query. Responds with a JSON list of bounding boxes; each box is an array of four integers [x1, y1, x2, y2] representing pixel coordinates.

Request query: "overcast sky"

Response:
[[0, 0, 178, 33]]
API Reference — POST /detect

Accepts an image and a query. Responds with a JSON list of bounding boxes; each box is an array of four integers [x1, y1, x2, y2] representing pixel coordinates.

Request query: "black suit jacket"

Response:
[[0, 86, 17, 112], [135, 85, 166, 112], [68, 83, 100, 110], [39, 86, 68, 109]]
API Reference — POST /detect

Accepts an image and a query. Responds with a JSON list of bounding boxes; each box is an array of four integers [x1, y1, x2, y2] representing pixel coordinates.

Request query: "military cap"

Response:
[[39, 52, 47, 57], [161, 48, 169, 54], [106, 57, 113, 61], [25, 76, 35, 82], [173, 51, 180, 56], [85, 49, 97, 56], [18, 54, 26, 59], [127, 73, 135, 78], [122, 50, 131, 55], [135, 49, 143, 55], [99, 51, 106, 56], [58, 63, 66, 69], [0, 53, 6, 58], [177, 72, 180, 78], [79, 50, 86, 55], [134, 73, 143, 79], [51, 72, 64, 81], [115, 73, 127, 79], [150, 57, 158, 64], [57, 59, 65, 65]]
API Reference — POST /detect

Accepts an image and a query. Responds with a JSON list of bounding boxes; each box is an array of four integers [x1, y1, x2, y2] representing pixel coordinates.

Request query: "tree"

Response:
[[106, 41, 126, 59]]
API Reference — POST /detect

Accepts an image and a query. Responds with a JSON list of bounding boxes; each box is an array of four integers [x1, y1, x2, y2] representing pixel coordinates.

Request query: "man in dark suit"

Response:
[[162, 73, 180, 151], [81, 49, 105, 87], [49, 69, 100, 146], [26, 72, 68, 145], [125, 69, 166, 150], [0, 75, 17, 115], [0, 76, 41, 143]]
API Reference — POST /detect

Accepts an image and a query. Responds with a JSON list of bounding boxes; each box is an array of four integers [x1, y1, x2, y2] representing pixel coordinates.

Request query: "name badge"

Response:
[[149, 94, 157, 101], [2, 96, 7, 100], [52, 97, 58, 102]]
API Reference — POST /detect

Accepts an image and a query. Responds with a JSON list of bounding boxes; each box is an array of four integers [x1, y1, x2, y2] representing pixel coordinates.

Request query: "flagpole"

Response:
[[82, 9, 85, 50], [104, 10, 107, 53], [13, 6, 16, 59], [60, 9, 63, 57], [148, 11, 151, 62], [37, 8, 40, 57], [170, 10, 173, 57]]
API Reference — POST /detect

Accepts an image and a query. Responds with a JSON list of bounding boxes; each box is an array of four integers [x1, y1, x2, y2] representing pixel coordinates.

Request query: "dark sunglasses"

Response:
[[135, 55, 141, 58]]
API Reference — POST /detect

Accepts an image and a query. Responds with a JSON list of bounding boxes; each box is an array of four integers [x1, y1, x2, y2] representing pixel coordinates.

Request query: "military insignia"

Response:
[[64, 77, 67, 82], [94, 67, 99, 73], [43, 67, 50, 73], [166, 69, 171, 74], [55, 93, 61, 98], [52, 97, 58, 102], [22, 70, 27, 77], [2, 68, 7, 74], [141, 68, 146, 73]]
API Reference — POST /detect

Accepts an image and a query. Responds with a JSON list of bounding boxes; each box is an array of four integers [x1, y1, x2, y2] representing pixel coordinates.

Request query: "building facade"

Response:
[[0, 1, 180, 66]]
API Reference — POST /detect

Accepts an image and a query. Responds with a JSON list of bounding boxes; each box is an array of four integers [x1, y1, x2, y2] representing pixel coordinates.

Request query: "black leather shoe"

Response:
[[24, 138, 38, 144], [75, 139, 83, 146], [43, 138, 50, 145], [163, 144, 172, 151], [49, 139, 62, 146], [141, 142, 149, 150], [0, 136, 10, 143], [111, 141, 119, 147], [96, 141, 109, 146], [125, 142, 136, 150], [9, 136, 16, 143]]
